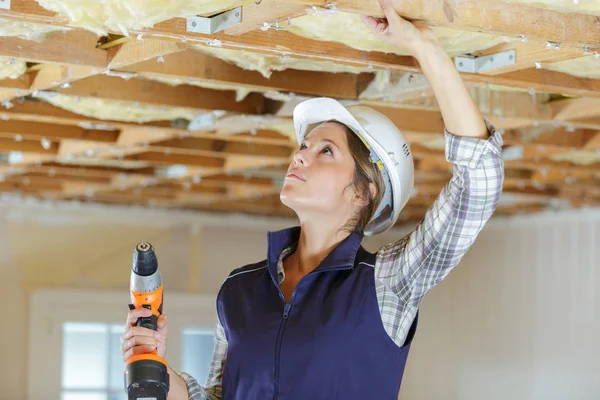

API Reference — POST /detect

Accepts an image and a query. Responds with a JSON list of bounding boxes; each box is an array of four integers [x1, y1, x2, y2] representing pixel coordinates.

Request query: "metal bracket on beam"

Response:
[[186, 7, 242, 34], [454, 50, 516, 73], [0, 0, 10, 10]]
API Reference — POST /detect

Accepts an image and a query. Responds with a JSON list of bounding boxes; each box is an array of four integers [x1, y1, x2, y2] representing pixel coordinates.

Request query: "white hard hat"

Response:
[[293, 97, 415, 236]]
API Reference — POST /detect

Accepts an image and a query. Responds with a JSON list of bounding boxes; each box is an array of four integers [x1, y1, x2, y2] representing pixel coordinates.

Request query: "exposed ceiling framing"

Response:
[[0, 0, 599, 224]]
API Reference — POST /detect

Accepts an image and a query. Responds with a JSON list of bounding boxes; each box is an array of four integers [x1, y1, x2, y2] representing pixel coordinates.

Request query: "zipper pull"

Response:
[[283, 303, 291, 319]]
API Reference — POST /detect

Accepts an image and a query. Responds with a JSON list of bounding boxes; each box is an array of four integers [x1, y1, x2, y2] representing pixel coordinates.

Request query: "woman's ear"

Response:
[[353, 183, 377, 208]]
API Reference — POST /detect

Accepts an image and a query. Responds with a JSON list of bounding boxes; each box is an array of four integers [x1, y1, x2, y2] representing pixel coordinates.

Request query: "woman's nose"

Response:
[[293, 149, 307, 166]]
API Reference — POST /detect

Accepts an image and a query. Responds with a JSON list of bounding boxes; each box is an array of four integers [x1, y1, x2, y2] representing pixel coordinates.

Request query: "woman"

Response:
[[121, 2, 504, 399]]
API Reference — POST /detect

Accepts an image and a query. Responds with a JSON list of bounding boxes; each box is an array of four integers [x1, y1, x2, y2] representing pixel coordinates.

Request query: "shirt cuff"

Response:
[[180, 372, 202, 398], [444, 118, 504, 169]]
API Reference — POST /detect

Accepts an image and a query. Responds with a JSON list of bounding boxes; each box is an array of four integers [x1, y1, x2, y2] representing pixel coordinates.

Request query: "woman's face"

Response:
[[280, 122, 360, 219]]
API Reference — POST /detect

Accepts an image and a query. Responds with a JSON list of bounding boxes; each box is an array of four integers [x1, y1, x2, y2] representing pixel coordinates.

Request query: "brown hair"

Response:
[[324, 121, 385, 235]]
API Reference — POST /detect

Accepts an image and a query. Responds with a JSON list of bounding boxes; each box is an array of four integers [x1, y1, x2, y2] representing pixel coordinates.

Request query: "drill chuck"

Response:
[[132, 241, 159, 276]]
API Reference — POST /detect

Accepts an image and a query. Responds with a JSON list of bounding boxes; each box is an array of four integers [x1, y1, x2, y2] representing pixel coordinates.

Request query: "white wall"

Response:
[[0, 196, 598, 399]]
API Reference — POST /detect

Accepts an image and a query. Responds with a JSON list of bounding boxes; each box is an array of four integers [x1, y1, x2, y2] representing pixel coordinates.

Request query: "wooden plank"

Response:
[[0, 136, 59, 153], [307, 0, 600, 48], [152, 137, 293, 158], [107, 38, 187, 69], [0, 120, 119, 142], [0, 6, 596, 99], [468, 68, 600, 98], [0, 29, 106, 67], [550, 97, 600, 121], [223, 0, 307, 35], [4, 0, 598, 48], [119, 49, 363, 99], [474, 41, 591, 76], [54, 74, 267, 114], [124, 151, 225, 168]]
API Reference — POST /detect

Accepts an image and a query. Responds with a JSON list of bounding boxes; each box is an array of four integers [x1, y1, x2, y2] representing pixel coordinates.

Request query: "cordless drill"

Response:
[[125, 241, 170, 400]]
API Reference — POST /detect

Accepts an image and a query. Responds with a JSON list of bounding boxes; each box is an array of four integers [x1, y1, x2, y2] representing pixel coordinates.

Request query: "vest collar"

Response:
[[266, 226, 364, 284]]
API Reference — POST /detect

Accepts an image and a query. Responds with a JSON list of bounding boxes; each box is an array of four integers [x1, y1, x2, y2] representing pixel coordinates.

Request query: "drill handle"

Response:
[[128, 303, 160, 331]]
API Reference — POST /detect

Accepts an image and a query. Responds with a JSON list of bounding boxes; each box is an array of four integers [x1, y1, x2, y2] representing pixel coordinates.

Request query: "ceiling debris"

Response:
[[0, 57, 27, 80], [34, 0, 242, 36]]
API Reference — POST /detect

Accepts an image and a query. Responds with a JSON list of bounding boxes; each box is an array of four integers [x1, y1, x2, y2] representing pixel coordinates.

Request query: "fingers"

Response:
[[122, 344, 158, 362], [359, 15, 389, 34], [125, 307, 153, 328], [157, 314, 168, 331], [121, 327, 159, 362], [122, 326, 160, 341]]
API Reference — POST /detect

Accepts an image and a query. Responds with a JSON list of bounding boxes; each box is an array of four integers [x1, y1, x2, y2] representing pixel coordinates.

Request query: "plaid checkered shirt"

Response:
[[179, 119, 505, 399]]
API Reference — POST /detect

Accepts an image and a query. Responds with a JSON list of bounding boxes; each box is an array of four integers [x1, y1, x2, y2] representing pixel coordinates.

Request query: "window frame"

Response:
[[28, 288, 218, 400]]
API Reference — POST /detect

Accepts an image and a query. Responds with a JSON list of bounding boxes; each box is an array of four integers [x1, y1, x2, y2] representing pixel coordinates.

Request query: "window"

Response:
[[29, 289, 218, 400], [60, 323, 126, 400], [181, 328, 215, 386]]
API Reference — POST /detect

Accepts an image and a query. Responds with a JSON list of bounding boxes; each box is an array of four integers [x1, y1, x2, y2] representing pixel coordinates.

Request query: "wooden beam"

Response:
[[53, 74, 268, 114], [473, 41, 590, 76], [467, 68, 600, 98], [223, 0, 307, 35], [0, 120, 119, 142], [0, 136, 59, 154], [0, 29, 106, 67], [123, 151, 225, 168], [152, 137, 293, 158], [3, 0, 598, 48], [306, 0, 600, 48], [2, 0, 599, 98], [550, 97, 600, 121], [118, 49, 364, 99]]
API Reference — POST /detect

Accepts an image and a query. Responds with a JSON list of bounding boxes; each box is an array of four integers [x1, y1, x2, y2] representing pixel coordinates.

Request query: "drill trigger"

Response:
[[128, 303, 135, 310]]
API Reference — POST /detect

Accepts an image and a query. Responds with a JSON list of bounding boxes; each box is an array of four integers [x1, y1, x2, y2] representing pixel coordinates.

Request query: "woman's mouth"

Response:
[[285, 171, 306, 182]]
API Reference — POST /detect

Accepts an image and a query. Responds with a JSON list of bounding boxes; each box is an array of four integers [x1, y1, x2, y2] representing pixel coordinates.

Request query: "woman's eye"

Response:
[[299, 143, 307, 150], [322, 146, 333, 155]]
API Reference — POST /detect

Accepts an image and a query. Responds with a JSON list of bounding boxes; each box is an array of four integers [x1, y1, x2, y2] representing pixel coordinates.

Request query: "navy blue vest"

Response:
[[217, 227, 418, 400]]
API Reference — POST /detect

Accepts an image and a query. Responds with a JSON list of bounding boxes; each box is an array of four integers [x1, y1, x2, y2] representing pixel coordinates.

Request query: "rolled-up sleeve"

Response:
[[374, 119, 504, 346], [179, 316, 228, 400]]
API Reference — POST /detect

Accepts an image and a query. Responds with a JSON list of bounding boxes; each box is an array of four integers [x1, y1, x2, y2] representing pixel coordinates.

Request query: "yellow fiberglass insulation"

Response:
[[35, 0, 243, 36], [287, 11, 511, 58], [0, 57, 27, 80], [192, 45, 372, 79], [0, 18, 70, 42], [33, 93, 204, 123]]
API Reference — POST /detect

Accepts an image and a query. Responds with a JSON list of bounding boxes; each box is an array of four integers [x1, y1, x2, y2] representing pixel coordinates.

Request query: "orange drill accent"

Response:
[[128, 284, 164, 360]]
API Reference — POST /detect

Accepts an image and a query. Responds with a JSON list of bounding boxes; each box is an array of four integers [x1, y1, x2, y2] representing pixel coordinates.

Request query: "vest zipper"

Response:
[[272, 265, 353, 400]]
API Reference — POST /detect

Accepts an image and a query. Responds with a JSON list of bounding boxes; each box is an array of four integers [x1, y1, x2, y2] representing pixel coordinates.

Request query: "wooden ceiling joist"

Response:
[[0, 0, 597, 99], [1, 0, 599, 222], [117, 49, 366, 100]]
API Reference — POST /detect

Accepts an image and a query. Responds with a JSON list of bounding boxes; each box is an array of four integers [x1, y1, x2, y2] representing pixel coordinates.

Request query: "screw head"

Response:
[[490, 57, 494, 62], [192, 21, 197, 28], [458, 61, 463, 67], [509, 54, 513, 60]]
